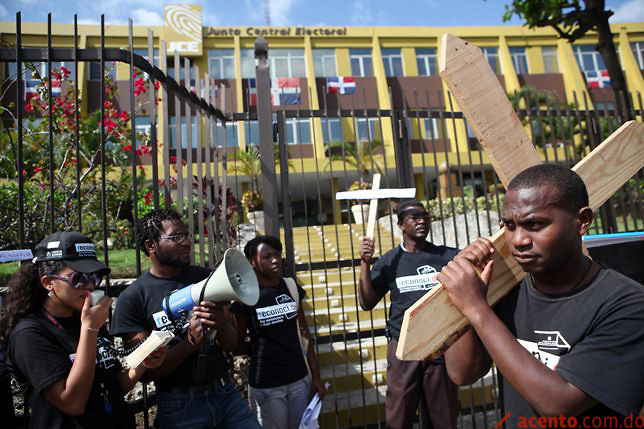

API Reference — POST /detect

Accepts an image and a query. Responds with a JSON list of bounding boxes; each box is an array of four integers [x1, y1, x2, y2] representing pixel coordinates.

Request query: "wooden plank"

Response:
[[396, 120, 644, 361], [439, 33, 541, 187], [366, 174, 381, 239]]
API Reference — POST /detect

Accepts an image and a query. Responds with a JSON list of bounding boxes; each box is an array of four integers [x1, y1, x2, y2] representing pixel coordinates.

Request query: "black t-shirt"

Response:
[[229, 278, 308, 388], [8, 312, 134, 429], [110, 265, 229, 390], [495, 268, 644, 428], [371, 242, 459, 341]]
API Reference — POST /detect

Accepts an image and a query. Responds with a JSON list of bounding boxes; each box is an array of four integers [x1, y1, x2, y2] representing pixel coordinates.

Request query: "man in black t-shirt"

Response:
[[439, 165, 644, 428], [110, 209, 260, 429], [359, 200, 459, 429]]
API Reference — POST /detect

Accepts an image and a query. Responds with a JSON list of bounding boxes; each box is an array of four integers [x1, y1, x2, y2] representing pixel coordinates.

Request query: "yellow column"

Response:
[[557, 39, 591, 107], [330, 177, 342, 225], [336, 48, 353, 140], [414, 173, 426, 200], [527, 46, 544, 74], [79, 32, 88, 116], [402, 47, 418, 76], [498, 35, 521, 94], [371, 35, 395, 155], [234, 36, 246, 150], [304, 36, 326, 159], [438, 38, 469, 152], [618, 30, 644, 108]]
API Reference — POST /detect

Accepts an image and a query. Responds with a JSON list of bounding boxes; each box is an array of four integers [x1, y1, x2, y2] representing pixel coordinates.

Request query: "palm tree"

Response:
[[230, 144, 294, 190], [326, 139, 384, 185]]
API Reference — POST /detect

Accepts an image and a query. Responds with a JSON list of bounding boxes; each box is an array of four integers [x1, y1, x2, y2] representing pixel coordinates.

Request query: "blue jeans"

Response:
[[155, 381, 261, 429]]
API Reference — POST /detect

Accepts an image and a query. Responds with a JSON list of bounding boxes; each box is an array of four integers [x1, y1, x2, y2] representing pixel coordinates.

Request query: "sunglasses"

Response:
[[48, 272, 104, 289]]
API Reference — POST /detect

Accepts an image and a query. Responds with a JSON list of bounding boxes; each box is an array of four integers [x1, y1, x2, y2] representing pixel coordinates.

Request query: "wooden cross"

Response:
[[335, 173, 416, 239], [396, 33, 644, 360]]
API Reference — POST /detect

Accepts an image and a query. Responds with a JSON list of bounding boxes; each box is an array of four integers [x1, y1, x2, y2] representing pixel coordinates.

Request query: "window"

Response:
[[166, 58, 197, 86], [381, 48, 404, 77], [89, 61, 117, 81], [313, 49, 337, 77], [631, 42, 644, 70], [240, 49, 256, 79], [509, 47, 529, 75], [134, 116, 154, 147], [356, 118, 381, 142], [322, 118, 342, 143], [423, 118, 440, 140], [216, 122, 238, 147], [542, 46, 559, 73], [350, 49, 373, 77], [168, 116, 198, 149], [245, 120, 260, 146], [208, 49, 235, 79], [573, 45, 614, 88], [481, 47, 501, 74], [416, 48, 437, 76], [269, 49, 306, 78], [132, 49, 159, 67], [573, 45, 607, 72], [285, 119, 311, 145]]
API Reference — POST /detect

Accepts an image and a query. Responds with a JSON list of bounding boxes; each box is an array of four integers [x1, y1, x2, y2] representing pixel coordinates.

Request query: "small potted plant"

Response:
[[242, 190, 264, 230], [348, 181, 371, 224]]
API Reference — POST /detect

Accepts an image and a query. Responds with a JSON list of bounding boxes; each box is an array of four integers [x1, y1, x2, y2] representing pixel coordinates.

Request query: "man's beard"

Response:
[[156, 248, 190, 269]]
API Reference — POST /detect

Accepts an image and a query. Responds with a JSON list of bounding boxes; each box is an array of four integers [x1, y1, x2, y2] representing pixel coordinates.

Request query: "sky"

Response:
[[0, 0, 643, 28]]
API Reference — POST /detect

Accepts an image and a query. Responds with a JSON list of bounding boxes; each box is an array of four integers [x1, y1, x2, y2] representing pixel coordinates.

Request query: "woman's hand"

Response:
[[80, 294, 112, 332], [310, 376, 327, 399]]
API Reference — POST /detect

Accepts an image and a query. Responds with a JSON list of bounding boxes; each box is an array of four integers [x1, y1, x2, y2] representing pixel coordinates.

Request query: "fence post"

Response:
[[392, 110, 413, 188], [255, 36, 279, 237], [277, 111, 295, 277]]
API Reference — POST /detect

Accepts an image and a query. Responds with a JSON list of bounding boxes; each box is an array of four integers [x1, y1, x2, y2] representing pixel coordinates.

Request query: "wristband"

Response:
[[86, 327, 100, 332]]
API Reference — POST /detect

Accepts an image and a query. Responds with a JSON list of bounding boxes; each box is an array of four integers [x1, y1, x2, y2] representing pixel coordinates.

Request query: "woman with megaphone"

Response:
[[231, 235, 326, 429], [0, 231, 164, 429]]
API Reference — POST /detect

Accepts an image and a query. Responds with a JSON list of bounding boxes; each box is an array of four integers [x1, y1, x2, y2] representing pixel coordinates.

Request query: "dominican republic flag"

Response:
[[585, 70, 611, 89], [249, 77, 301, 106], [25, 80, 40, 101], [25, 79, 62, 101], [326, 76, 356, 95]]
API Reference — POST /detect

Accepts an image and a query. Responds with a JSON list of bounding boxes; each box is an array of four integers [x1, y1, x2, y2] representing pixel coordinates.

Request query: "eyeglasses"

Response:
[[159, 233, 192, 243], [48, 272, 104, 289]]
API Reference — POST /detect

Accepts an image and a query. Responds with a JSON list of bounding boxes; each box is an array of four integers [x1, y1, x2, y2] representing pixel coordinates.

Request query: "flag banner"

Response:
[[25, 80, 39, 101], [585, 69, 611, 89], [25, 79, 62, 101], [248, 78, 301, 106], [326, 76, 356, 95]]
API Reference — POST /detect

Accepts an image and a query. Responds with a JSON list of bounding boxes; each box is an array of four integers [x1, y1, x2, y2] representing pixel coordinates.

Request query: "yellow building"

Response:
[[2, 12, 644, 222]]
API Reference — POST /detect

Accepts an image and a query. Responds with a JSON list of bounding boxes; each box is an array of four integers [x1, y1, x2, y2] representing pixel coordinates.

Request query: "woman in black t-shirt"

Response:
[[231, 235, 326, 429], [0, 231, 163, 429]]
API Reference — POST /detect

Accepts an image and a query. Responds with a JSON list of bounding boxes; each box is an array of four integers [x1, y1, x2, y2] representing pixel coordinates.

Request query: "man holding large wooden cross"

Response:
[[397, 34, 644, 427]]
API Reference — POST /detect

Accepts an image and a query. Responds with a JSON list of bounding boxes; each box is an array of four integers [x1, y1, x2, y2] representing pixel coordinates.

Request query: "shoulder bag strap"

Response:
[[283, 277, 311, 377]]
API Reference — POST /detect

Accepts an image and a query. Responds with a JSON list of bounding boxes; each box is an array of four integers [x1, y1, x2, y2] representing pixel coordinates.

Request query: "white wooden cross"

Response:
[[335, 173, 416, 239], [396, 33, 644, 360]]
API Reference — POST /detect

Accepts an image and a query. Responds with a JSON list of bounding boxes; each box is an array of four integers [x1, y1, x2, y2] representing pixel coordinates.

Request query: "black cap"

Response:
[[33, 231, 110, 275]]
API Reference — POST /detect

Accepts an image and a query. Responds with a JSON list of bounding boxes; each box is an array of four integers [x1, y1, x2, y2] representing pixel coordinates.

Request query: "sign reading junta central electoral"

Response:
[[164, 4, 203, 57]]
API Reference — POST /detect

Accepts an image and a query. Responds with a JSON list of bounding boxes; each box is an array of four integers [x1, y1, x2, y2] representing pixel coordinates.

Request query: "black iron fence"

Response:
[[1, 12, 643, 429]]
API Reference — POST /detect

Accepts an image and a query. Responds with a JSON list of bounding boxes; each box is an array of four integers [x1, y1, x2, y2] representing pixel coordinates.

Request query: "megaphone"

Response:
[[162, 248, 259, 321]]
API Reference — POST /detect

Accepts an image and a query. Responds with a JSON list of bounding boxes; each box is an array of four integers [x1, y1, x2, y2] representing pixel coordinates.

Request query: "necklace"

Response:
[[531, 257, 593, 294]]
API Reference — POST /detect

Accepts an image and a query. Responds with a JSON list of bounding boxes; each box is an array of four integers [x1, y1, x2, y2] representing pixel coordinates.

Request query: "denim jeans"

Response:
[[248, 376, 310, 429], [155, 381, 261, 429]]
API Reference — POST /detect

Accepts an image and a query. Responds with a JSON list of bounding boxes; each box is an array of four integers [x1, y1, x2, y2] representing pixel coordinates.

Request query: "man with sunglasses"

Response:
[[110, 209, 260, 429], [359, 200, 459, 429]]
